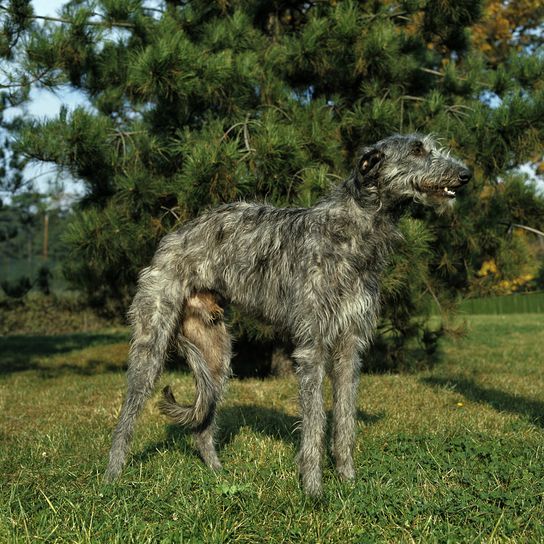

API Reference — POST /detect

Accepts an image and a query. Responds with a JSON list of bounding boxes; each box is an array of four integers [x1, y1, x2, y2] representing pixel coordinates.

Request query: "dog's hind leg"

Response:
[[104, 266, 185, 482], [159, 292, 231, 470]]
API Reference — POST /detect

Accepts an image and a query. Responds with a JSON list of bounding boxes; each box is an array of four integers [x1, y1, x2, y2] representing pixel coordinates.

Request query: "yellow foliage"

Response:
[[476, 259, 536, 295], [479, 185, 495, 200], [493, 273, 534, 294], [478, 259, 498, 277], [472, 0, 544, 65]]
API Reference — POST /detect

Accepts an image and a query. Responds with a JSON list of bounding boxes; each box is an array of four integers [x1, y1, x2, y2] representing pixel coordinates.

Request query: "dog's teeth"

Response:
[[443, 187, 455, 196]]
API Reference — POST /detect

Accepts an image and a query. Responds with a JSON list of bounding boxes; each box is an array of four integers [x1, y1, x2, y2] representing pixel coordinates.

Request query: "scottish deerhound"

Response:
[[105, 133, 471, 496]]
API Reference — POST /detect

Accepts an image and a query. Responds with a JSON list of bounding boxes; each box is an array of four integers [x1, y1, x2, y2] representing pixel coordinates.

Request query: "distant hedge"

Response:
[[459, 292, 544, 314], [0, 293, 119, 335]]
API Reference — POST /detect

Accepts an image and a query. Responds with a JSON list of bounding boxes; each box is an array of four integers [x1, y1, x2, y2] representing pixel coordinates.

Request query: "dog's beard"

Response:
[[416, 192, 456, 214]]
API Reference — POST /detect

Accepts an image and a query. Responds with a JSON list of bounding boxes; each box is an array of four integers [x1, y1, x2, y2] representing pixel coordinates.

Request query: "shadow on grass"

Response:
[[0, 331, 129, 375], [422, 376, 544, 428], [133, 404, 383, 466]]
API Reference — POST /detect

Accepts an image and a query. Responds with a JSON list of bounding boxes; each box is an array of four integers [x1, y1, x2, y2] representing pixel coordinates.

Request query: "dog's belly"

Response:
[[222, 275, 298, 332]]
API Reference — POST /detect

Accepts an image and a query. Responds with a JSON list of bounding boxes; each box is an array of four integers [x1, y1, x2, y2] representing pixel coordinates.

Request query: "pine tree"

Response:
[[1, 0, 543, 370]]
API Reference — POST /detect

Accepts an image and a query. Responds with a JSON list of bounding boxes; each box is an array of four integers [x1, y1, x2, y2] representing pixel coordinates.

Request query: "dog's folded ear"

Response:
[[357, 147, 384, 177]]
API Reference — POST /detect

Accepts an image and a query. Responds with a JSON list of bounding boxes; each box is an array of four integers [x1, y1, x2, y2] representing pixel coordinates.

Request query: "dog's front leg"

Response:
[[294, 344, 326, 497], [330, 334, 361, 481]]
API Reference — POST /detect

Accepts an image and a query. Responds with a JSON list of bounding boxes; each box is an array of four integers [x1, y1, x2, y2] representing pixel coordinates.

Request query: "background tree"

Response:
[[1, 0, 543, 370], [0, 188, 70, 294], [472, 0, 544, 66]]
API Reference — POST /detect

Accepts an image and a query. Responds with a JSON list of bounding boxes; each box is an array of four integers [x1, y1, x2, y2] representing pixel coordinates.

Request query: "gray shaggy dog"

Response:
[[105, 133, 471, 497]]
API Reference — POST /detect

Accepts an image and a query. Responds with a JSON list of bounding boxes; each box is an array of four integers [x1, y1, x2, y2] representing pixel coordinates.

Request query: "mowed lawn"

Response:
[[1, 315, 543, 543]]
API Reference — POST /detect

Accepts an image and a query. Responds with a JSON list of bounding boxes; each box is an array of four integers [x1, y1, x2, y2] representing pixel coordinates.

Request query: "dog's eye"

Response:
[[412, 142, 426, 156]]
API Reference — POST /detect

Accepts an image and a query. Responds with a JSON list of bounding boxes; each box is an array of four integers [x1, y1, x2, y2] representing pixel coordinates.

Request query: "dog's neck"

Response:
[[334, 173, 407, 223]]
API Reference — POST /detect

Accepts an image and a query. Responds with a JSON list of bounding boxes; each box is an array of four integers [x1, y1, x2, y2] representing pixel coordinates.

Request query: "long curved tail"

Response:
[[158, 343, 220, 428], [158, 292, 231, 429]]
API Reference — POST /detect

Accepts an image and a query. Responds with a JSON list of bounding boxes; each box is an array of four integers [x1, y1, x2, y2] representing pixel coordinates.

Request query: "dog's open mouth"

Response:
[[419, 186, 457, 199]]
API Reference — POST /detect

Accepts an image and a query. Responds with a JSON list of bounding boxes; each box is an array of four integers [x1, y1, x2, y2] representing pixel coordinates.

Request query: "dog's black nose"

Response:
[[458, 169, 472, 184]]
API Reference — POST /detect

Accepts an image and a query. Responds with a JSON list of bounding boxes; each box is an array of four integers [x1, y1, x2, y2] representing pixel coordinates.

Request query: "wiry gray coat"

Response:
[[105, 133, 471, 496]]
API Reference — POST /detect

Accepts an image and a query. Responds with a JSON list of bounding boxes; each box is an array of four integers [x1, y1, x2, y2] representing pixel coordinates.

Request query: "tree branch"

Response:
[[511, 223, 544, 238], [0, 69, 54, 89], [419, 67, 490, 88], [0, 5, 135, 29]]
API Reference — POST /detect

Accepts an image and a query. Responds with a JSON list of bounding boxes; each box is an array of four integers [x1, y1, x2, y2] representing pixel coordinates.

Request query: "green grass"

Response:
[[1, 315, 543, 543]]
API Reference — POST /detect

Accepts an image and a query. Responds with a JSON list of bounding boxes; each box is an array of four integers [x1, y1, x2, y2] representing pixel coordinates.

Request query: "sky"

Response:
[[3, 0, 89, 121], [3, 0, 88, 197], [5, 85, 88, 197]]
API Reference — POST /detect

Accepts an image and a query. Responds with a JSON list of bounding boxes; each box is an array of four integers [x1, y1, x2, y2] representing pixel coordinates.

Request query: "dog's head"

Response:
[[356, 133, 471, 210]]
